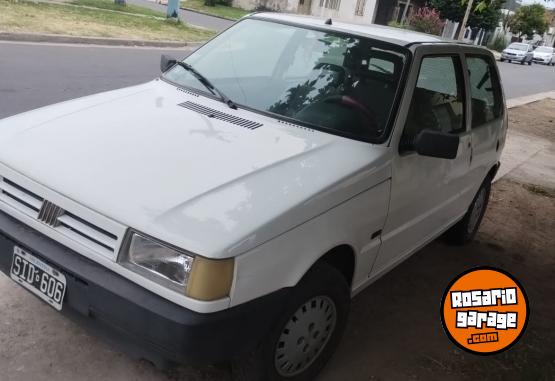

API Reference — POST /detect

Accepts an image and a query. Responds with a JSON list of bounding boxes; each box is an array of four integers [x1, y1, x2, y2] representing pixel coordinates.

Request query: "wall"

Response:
[[233, 0, 298, 12]]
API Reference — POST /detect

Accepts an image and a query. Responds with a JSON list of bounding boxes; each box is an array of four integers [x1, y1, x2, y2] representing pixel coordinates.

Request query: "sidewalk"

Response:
[[126, 0, 234, 31], [496, 92, 555, 190]]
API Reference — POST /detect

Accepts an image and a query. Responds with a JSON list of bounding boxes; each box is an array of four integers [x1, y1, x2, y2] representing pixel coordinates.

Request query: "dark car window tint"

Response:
[[466, 56, 502, 128], [400, 56, 465, 151]]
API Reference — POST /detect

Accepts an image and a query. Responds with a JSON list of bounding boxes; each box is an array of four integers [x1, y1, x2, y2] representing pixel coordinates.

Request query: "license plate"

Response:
[[10, 246, 66, 311]]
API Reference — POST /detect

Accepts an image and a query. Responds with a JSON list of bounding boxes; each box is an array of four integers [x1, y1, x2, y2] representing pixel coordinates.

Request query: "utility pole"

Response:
[[458, 0, 474, 40], [400, 0, 412, 25], [167, 0, 180, 19]]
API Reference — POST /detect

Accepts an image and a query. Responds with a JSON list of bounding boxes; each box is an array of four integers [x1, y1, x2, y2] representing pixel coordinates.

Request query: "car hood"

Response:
[[533, 52, 552, 58], [0, 80, 390, 258]]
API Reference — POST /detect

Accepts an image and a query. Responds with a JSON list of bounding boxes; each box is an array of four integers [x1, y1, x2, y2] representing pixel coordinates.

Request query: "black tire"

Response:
[[232, 263, 350, 381], [446, 176, 492, 246], [520, 60, 525, 65], [528, 60, 532, 66], [500, 58, 504, 62], [507, 60, 511, 63]]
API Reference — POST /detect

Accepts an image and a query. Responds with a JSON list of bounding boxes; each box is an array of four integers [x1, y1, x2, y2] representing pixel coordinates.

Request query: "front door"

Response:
[[371, 49, 472, 276], [297, 0, 313, 15]]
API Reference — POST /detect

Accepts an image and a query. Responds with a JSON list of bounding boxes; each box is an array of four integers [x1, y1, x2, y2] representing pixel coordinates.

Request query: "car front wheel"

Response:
[[446, 176, 492, 245], [232, 263, 350, 381]]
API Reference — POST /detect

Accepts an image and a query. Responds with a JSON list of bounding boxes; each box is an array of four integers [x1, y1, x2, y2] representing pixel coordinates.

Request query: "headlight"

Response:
[[120, 232, 234, 301]]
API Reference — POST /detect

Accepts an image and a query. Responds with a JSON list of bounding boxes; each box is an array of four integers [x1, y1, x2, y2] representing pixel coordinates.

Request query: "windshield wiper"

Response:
[[175, 62, 237, 110]]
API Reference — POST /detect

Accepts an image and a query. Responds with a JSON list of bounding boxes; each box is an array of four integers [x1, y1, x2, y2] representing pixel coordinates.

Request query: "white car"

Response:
[[533, 46, 555, 65], [0, 13, 506, 380]]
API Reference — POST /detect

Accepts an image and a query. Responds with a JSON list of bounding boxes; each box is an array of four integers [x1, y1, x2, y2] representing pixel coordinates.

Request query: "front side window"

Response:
[[466, 55, 502, 128], [163, 19, 408, 142], [400, 56, 465, 151]]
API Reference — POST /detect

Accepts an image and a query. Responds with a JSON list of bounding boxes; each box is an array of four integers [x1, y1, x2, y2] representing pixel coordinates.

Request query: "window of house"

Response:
[[400, 56, 465, 151], [319, 0, 341, 10], [466, 55, 502, 128], [355, 0, 366, 16]]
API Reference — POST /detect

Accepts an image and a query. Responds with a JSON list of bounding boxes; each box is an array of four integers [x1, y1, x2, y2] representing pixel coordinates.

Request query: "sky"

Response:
[[521, 0, 555, 9]]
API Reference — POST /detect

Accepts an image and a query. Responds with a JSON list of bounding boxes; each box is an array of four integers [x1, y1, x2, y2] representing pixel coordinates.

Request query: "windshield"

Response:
[[535, 47, 554, 53], [508, 43, 528, 51], [163, 18, 408, 142]]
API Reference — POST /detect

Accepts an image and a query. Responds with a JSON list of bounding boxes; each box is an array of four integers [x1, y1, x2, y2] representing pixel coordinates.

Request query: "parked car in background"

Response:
[[501, 42, 534, 65], [533, 46, 555, 65], [0, 14, 507, 381]]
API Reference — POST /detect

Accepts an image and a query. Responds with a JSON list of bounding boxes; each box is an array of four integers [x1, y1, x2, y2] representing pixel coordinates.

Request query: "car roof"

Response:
[[250, 12, 463, 47]]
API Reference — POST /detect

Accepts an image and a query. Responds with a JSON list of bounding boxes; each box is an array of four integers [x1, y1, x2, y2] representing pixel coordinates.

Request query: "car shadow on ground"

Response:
[[319, 178, 555, 381]]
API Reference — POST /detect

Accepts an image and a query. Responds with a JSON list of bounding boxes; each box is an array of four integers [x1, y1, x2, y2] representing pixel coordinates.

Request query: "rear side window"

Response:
[[466, 56, 502, 128], [400, 56, 465, 151]]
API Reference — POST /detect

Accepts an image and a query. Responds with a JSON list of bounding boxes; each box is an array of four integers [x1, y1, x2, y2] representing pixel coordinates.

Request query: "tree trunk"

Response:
[[458, 0, 474, 40]]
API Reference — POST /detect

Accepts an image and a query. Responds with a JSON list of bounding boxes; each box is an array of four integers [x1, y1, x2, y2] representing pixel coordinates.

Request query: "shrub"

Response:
[[488, 35, 507, 52], [388, 20, 407, 29], [408, 6, 445, 36]]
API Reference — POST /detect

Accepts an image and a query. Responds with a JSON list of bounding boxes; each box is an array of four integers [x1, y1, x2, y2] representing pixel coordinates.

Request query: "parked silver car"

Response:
[[533, 46, 555, 65], [501, 43, 534, 65]]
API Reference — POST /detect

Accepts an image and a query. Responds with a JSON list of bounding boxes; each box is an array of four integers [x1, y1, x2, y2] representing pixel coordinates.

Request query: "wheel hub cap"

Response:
[[274, 296, 337, 377]]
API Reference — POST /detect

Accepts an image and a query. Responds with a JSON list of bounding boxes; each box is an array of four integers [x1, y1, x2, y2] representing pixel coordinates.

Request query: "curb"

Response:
[[0, 32, 203, 48], [507, 91, 555, 109]]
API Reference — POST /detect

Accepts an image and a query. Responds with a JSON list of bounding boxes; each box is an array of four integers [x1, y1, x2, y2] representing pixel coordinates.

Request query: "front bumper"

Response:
[[0, 210, 289, 366], [502, 54, 525, 61], [533, 57, 551, 63]]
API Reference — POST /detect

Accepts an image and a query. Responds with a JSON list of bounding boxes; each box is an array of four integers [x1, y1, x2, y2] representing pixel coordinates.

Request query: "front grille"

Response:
[[0, 176, 119, 255], [38, 200, 65, 227], [0, 177, 43, 217]]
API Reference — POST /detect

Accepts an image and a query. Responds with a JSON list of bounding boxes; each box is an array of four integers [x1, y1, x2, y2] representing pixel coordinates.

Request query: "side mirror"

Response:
[[161, 55, 177, 73], [414, 129, 459, 159]]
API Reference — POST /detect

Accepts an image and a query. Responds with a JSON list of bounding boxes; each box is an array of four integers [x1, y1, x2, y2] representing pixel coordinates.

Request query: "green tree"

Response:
[[510, 4, 548, 39], [429, 0, 504, 31]]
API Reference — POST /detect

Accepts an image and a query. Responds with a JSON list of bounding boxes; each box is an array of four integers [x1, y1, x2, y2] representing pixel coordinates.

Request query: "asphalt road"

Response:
[[1, 41, 554, 120]]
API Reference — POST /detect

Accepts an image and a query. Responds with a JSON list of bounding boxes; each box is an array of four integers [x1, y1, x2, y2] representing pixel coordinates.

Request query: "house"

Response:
[[374, 0, 426, 26], [232, 0, 425, 25], [232, 0, 378, 22]]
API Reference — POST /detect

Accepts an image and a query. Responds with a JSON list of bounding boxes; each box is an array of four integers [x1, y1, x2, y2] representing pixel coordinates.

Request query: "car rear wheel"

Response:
[[232, 263, 350, 381], [446, 176, 492, 246], [500, 58, 504, 62], [528, 60, 532, 66]]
